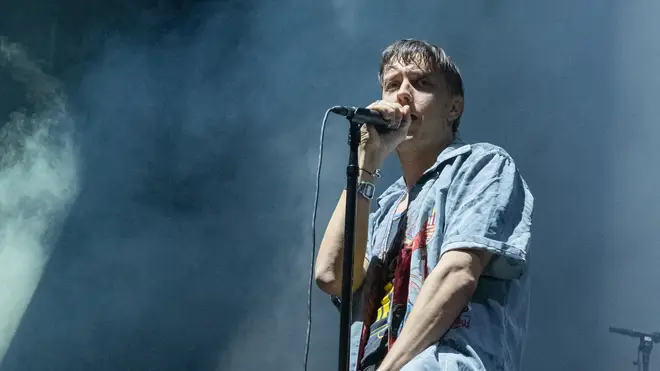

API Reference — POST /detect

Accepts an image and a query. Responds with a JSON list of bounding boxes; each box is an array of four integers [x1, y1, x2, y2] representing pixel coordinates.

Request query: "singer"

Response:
[[315, 39, 534, 371]]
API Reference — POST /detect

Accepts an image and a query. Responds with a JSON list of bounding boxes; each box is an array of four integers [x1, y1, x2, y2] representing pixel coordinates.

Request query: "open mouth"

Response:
[[410, 114, 419, 121]]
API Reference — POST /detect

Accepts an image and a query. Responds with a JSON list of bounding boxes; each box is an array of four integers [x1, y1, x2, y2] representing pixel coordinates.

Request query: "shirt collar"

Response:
[[377, 138, 472, 203], [426, 137, 471, 174]]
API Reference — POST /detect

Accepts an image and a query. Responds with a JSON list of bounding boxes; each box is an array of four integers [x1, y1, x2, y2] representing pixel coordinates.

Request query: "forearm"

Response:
[[314, 183, 373, 295], [378, 257, 479, 371]]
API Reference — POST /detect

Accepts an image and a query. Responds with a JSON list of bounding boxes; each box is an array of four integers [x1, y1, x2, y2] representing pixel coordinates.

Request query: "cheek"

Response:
[[382, 91, 397, 101], [413, 95, 432, 110], [414, 94, 440, 115]]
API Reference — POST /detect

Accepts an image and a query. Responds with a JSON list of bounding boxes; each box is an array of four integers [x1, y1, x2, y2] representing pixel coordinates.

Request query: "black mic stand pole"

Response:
[[636, 335, 654, 371], [337, 112, 360, 371]]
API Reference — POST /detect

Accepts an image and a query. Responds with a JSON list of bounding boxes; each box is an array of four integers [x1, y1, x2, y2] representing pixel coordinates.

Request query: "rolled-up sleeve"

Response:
[[440, 150, 534, 280]]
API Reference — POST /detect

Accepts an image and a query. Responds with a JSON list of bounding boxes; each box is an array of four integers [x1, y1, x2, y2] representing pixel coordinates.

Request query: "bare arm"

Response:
[[314, 168, 377, 296], [377, 249, 492, 371]]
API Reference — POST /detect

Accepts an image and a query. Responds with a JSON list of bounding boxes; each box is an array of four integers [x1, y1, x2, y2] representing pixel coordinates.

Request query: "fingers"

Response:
[[400, 105, 412, 129], [359, 120, 379, 144], [364, 123, 379, 138], [359, 100, 412, 162], [366, 100, 411, 130]]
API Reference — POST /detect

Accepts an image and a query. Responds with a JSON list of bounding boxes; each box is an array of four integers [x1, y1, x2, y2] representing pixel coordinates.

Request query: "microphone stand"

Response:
[[637, 336, 654, 371], [337, 111, 360, 371], [609, 325, 660, 371]]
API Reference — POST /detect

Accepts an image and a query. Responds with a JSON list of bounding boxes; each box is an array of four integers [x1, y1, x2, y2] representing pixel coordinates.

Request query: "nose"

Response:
[[396, 81, 413, 106]]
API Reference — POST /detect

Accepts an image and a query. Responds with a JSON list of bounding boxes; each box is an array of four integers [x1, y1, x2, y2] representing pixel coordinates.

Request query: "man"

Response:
[[315, 39, 534, 371]]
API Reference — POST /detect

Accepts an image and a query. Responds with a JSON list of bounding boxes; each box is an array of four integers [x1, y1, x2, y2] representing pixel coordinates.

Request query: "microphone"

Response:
[[609, 326, 660, 343], [329, 106, 393, 133]]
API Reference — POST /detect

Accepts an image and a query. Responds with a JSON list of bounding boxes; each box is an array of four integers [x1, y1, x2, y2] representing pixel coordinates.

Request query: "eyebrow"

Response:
[[383, 69, 432, 82]]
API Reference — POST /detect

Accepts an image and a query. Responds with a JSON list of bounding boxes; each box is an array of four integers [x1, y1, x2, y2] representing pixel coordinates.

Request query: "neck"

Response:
[[397, 137, 454, 189]]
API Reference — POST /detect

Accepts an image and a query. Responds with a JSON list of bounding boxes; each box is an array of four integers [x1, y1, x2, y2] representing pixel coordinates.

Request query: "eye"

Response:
[[418, 78, 432, 87], [385, 81, 400, 91]]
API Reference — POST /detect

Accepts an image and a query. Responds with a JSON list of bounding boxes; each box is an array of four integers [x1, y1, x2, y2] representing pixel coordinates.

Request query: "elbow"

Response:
[[315, 268, 341, 296], [314, 256, 366, 297]]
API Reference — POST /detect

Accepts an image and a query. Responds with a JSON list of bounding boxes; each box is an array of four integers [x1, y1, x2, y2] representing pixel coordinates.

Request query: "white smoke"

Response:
[[0, 37, 79, 362], [331, 0, 359, 37]]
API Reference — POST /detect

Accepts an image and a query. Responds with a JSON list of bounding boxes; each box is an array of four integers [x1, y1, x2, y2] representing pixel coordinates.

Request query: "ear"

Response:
[[447, 95, 464, 125]]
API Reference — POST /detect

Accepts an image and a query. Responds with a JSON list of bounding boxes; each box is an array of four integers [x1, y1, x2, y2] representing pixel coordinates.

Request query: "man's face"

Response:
[[380, 60, 462, 150]]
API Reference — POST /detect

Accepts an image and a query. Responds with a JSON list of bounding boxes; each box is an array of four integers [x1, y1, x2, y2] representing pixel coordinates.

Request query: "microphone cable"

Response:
[[304, 107, 335, 371]]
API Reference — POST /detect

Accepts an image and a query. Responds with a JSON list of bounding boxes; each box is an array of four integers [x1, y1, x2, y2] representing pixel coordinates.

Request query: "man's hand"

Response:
[[358, 100, 412, 171]]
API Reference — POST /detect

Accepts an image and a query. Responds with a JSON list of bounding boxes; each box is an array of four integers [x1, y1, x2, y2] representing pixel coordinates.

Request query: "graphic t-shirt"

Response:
[[359, 209, 405, 370]]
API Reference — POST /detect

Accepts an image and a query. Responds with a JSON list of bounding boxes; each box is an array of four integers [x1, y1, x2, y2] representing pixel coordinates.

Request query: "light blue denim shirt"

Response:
[[347, 139, 534, 371]]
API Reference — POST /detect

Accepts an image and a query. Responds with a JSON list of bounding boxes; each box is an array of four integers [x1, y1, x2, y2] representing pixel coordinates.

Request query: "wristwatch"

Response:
[[357, 181, 376, 200]]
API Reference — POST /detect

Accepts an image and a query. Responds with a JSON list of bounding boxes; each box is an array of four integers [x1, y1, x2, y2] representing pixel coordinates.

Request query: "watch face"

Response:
[[365, 185, 374, 198], [359, 182, 375, 199]]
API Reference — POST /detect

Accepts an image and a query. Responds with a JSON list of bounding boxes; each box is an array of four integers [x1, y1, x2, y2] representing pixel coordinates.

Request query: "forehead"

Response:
[[382, 61, 436, 80]]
